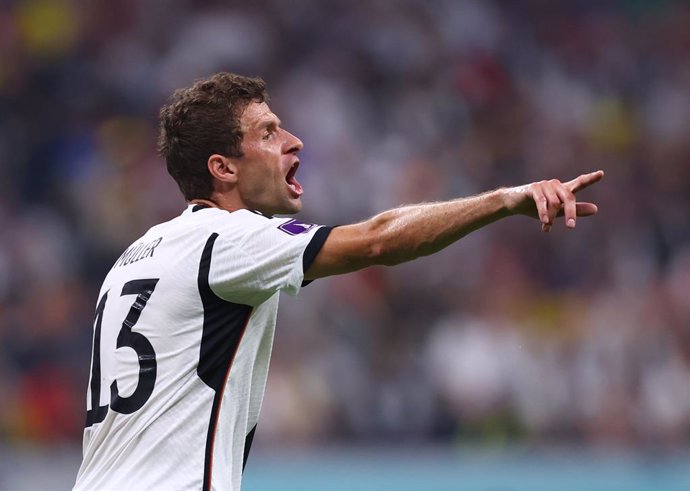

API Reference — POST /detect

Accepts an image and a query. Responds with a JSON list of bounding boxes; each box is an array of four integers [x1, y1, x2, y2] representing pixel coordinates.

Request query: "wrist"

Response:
[[499, 185, 528, 216], [493, 187, 518, 216]]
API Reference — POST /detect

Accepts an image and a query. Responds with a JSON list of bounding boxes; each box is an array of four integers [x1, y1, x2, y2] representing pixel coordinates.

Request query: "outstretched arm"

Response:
[[304, 170, 604, 280]]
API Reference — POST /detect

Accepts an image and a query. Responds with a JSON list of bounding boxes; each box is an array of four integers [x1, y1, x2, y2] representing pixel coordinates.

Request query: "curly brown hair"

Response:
[[157, 73, 268, 200]]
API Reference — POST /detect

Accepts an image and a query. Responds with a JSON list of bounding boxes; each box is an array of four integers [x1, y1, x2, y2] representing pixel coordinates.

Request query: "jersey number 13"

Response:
[[86, 279, 159, 427]]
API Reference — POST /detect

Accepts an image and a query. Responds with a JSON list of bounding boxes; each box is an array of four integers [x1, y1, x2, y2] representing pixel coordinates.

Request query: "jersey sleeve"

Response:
[[208, 212, 332, 306]]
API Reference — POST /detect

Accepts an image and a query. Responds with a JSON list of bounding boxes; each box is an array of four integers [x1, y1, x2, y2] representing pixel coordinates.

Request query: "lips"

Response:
[[285, 161, 303, 197]]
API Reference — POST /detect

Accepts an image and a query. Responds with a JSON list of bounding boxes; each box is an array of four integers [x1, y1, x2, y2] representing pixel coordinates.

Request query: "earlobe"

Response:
[[207, 154, 238, 184]]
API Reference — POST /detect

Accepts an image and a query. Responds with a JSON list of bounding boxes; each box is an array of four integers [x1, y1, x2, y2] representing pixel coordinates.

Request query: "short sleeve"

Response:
[[207, 211, 331, 306]]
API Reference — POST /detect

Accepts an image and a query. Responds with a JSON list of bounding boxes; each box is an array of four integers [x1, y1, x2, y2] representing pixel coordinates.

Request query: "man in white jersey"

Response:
[[74, 73, 604, 491]]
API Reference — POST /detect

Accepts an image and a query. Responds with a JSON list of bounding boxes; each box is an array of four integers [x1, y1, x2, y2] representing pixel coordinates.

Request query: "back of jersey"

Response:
[[75, 207, 218, 490], [73, 205, 329, 491]]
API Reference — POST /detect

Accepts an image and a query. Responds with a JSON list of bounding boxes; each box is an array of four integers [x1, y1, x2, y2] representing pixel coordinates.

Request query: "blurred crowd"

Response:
[[1, 0, 689, 451]]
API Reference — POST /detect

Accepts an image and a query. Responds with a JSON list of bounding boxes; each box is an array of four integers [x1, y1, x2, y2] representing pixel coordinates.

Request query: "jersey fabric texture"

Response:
[[74, 204, 332, 491]]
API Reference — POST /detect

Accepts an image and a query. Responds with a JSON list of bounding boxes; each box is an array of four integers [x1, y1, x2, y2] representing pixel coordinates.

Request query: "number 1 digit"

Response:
[[86, 291, 109, 427]]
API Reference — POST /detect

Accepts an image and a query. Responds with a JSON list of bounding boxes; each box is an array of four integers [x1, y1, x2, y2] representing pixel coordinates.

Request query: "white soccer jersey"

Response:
[[74, 204, 331, 491]]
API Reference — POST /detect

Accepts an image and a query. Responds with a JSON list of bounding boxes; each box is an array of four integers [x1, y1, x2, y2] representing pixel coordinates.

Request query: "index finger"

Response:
[[566, 170, 605, 194]]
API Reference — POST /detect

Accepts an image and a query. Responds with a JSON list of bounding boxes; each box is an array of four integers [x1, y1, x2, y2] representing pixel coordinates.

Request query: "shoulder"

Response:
[[178, 205, 326, 248], [196, 207, 318, 235], [174, 206, 269, 234]]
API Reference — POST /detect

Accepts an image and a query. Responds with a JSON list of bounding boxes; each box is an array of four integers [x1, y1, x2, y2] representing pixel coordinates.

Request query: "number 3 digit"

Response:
[[86, 279, 159, 427]]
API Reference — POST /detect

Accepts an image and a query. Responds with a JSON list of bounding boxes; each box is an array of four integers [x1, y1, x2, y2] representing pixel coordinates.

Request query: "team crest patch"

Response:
[[278, 219, 316, 235]]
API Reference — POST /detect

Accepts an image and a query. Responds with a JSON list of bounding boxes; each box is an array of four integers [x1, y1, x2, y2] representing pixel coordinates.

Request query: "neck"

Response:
[[189, 194, 247, 213], [189, 198, 219, 209]]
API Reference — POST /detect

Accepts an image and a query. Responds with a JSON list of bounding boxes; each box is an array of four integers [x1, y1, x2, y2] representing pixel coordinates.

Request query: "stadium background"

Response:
[[1, 0, 690, 489]]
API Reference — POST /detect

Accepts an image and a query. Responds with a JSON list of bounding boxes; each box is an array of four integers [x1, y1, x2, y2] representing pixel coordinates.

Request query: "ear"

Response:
[[207, 154, 238, 184]]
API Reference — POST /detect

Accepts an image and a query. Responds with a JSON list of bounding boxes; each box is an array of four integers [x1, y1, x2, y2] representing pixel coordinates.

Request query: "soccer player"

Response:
[[73, 72, 604, 491]]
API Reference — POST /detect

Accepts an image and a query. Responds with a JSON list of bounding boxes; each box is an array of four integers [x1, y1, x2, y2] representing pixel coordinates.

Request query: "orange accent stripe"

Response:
[[204, 309, 253, 491]]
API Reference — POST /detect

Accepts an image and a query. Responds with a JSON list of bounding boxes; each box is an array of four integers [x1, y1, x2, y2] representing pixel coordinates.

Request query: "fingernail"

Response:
[[567, 218, 575, 228]]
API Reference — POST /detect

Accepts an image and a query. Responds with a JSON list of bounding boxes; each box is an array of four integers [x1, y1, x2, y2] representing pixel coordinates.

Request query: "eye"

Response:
[[262, 129, 275, 140]]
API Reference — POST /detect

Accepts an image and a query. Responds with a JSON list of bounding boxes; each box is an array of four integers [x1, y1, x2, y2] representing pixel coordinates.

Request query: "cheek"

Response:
[[247, 163, 278, 194], [238, 149, 282, 192]]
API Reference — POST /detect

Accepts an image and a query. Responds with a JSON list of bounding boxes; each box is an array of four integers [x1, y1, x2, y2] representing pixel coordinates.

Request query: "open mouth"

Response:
[[286, 161, 303, 197]]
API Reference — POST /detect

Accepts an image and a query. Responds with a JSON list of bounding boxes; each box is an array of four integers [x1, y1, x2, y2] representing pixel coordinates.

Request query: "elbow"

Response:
[[351, 217, 390, 267], [364, 216, 410, 267], [360, 210, 434, 267], [374, 242, 434, 266], [368, 240, 402, 267]]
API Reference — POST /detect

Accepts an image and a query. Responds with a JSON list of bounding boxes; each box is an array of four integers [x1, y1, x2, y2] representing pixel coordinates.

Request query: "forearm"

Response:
[[366, 188, 511, 266], [305, 188, 513, 279]]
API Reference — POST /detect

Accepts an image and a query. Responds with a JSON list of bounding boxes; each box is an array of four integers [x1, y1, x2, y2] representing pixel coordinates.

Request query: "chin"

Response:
[[284, 200, 303, 215]]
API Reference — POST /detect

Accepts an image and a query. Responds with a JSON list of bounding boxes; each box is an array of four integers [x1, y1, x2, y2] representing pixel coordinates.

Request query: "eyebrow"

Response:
[[256, 117, 281, 132]]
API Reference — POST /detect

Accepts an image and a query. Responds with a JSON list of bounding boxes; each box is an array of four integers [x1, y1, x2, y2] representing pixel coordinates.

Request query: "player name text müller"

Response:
[[112, 237, 163, 269]]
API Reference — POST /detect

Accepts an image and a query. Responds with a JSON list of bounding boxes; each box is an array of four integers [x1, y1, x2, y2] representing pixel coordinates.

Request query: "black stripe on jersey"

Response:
[[243, 425, 256, 470], [301, 226, 334, 287], [192, 204, 209, 212], [197, 233, 253, 491]]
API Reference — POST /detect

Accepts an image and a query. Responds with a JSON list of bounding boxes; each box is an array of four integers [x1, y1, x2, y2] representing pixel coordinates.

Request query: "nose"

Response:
[[283, 129, 303, 154]]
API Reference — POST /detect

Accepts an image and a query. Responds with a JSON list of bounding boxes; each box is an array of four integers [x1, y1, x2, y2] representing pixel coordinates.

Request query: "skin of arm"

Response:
[[304, 170, 604, 280]]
